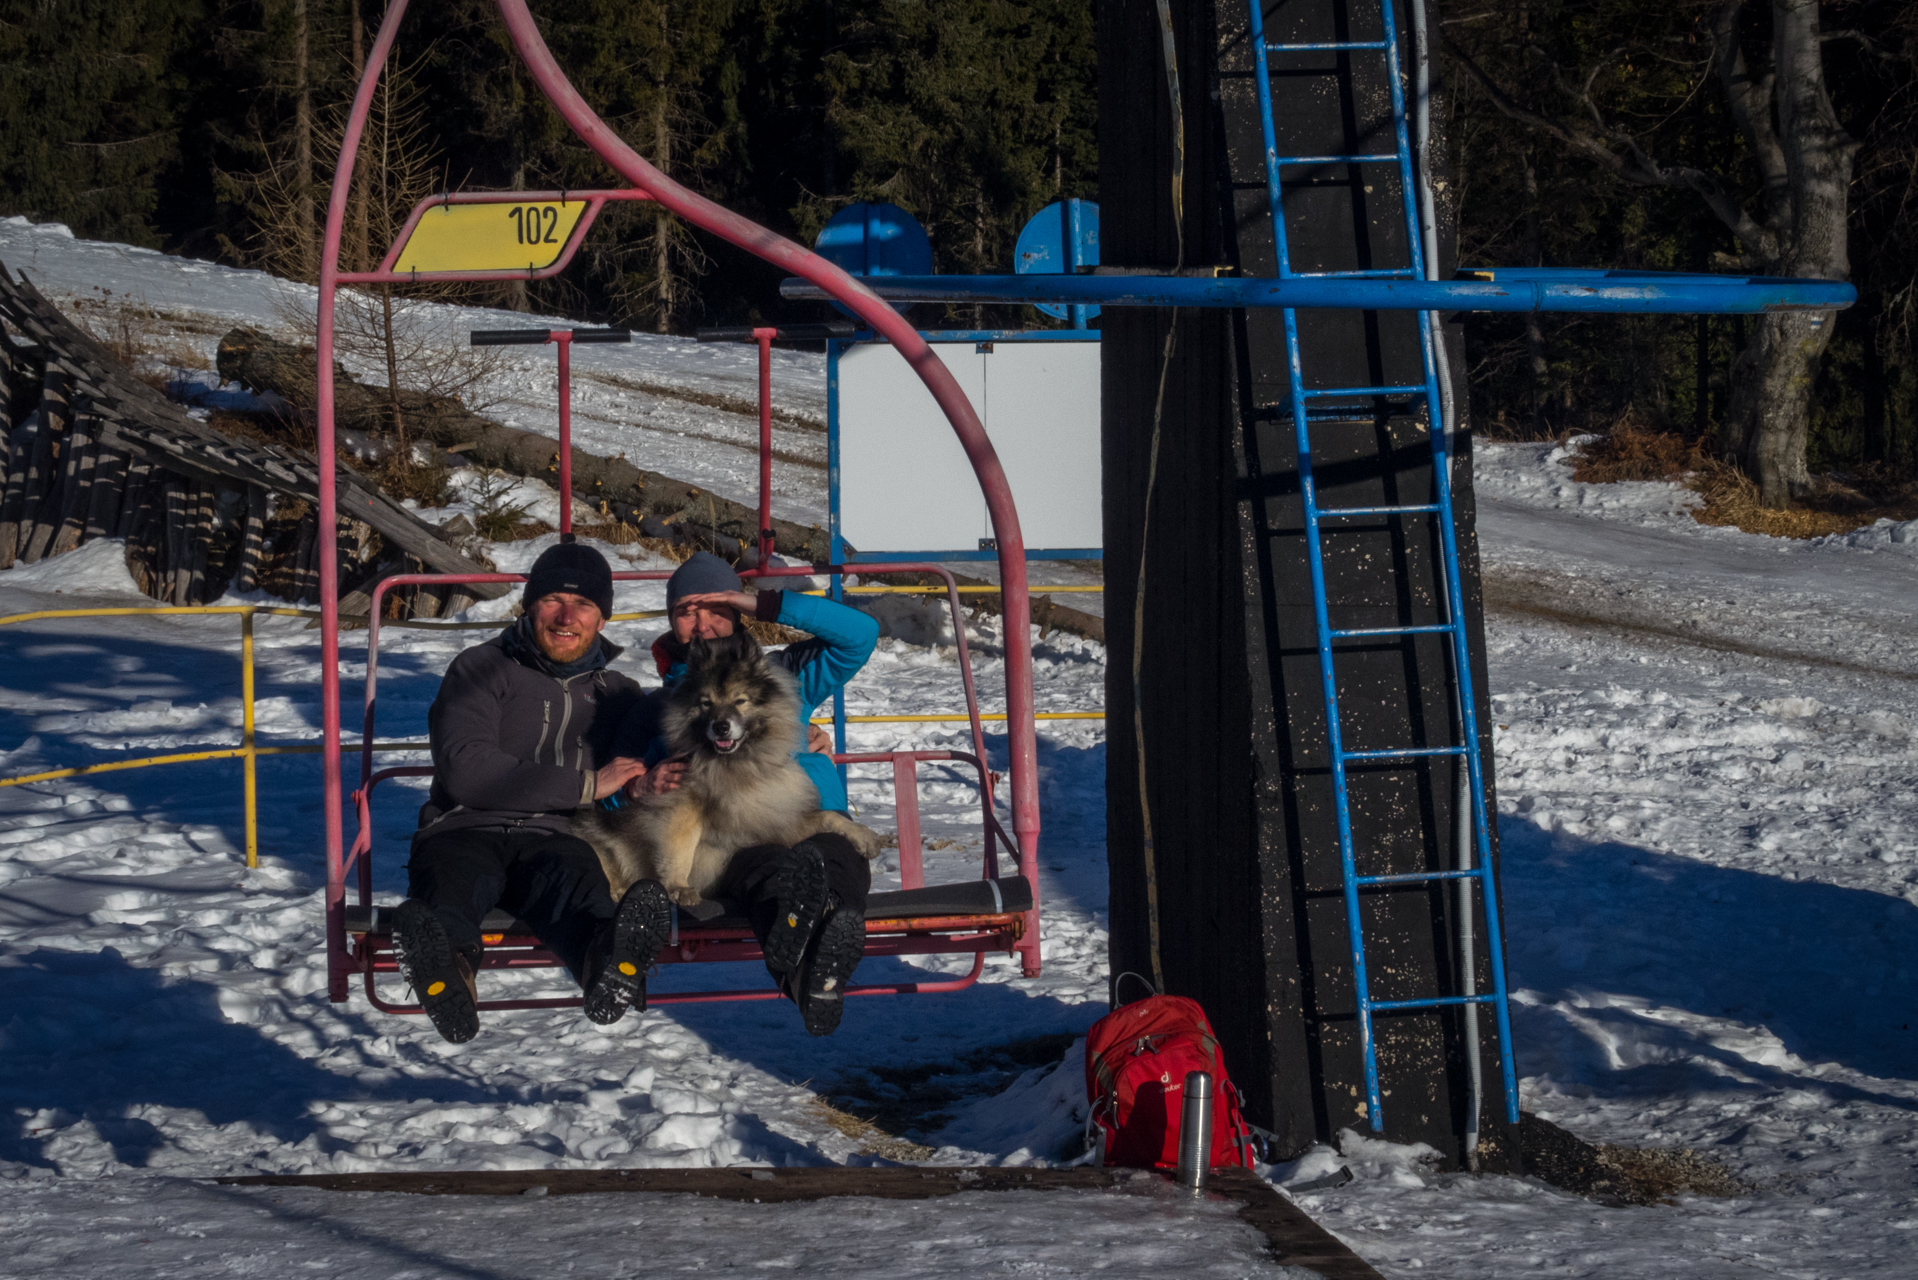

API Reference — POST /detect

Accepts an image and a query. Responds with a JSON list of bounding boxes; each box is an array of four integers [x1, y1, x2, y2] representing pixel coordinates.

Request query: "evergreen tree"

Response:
[[0, 0, 209, 245]]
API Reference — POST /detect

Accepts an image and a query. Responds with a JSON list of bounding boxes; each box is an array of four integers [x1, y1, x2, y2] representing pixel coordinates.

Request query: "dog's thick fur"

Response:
[[574, 631, 881, 906]]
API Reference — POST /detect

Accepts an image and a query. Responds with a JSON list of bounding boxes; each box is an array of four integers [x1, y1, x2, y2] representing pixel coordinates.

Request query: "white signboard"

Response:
[[837, 340, 1102, 553]]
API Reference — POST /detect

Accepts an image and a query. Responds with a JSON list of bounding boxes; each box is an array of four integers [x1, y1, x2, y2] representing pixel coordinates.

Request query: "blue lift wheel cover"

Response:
[[814, 203, 933, 318], [1015, 200, 1100, 321]]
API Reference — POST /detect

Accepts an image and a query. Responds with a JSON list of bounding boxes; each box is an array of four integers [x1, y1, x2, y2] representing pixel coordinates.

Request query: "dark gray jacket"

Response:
[[413, 627, 648, 846]]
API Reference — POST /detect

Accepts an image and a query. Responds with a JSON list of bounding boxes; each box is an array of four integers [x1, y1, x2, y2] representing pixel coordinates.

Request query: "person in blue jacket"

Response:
[[633, 551, 880, 1034]]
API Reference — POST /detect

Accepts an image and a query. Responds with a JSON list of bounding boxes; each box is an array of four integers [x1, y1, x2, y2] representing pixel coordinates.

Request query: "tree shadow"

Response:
[[1499, 818, 1918, 1096], [0, 945, 492, 1170]]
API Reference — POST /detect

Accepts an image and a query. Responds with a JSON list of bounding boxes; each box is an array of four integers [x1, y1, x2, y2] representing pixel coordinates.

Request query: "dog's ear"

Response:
[[711, 629, 762, 665], [685, 629, 759, 674]]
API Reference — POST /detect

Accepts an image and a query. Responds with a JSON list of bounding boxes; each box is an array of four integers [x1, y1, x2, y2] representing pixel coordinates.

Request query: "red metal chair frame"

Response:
[[340, 566, 1025, 1010], [319, 0, 1043, 1008]]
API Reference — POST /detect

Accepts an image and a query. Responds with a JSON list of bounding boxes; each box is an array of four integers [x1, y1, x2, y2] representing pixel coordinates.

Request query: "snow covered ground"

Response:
[[3, 224, 1916, 1275]]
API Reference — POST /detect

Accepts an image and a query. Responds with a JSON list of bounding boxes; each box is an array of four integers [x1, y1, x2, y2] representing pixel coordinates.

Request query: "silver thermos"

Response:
[[1175, 1070, 1214, 1192]]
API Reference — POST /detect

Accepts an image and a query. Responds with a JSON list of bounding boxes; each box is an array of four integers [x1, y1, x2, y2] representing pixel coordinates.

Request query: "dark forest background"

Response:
[[3, 1, 1914, 485]]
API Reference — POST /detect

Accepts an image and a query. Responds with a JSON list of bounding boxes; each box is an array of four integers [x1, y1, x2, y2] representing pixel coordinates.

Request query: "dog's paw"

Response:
[[847, 823, 885, 860], [666, 884, 703, 908]]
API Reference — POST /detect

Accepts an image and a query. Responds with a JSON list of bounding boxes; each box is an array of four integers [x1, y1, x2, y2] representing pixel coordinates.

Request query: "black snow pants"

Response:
[[407, 827, 615, 984], [720, 832, 870, 956]]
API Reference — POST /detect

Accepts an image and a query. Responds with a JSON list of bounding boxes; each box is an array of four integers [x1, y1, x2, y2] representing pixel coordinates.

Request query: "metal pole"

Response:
[[319, 0, 411, 1003], [755, 327, 775, 564], [494, 0, 1042, 977], [241, 609, 257, 870], [1176, 1071, 1214, 1192], [554, 330, 573, 539], [1065, 198, 1087, 330]]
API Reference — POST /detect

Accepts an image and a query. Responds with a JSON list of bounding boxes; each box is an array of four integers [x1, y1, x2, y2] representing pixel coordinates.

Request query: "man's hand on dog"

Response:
[[618, 759, 687, 799], [593, 757, 650, 801]]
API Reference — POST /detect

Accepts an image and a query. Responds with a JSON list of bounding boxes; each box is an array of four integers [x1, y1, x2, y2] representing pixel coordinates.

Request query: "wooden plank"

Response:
[[115, 456, 156, 539], [162, 475, 189, 606], [13, 409, 54, 550], [184, 483, 214, 604], [232, 485, 267, 594], [0, 420, 32, 568], [83, 444, 127, 543], [287, 512, 318, 604], [212, 1165, 1382, 1278], [20, 370, 69, 563], [48, 410, 98, 557]]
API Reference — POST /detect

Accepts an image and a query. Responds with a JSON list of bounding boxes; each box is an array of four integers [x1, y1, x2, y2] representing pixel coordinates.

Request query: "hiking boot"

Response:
[[760, 843, 830, 982], [584, 879, 673, 1025], [794, 895, 865, 1037], [392, 899, 480, 1044]]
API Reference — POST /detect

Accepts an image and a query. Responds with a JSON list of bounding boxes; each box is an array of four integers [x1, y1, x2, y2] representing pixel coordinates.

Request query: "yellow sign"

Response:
[[390, 200, 589, 274]]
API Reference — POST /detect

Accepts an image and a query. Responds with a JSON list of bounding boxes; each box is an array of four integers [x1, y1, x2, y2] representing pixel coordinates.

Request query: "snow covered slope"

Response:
[[3, 226, 1915, 1276]]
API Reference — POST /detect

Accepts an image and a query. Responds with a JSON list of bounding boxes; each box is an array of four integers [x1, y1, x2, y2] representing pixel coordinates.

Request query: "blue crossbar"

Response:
[[778, 272, 1854, 313]]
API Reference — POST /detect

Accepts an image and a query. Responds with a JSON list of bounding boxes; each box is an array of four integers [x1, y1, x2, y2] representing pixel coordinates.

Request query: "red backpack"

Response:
[[1084, 994, 1258, 1170]]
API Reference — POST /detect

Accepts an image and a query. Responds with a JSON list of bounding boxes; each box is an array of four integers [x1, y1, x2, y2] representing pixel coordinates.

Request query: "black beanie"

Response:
[[666, 550, 742, 608], [523, 542, 615, 617]]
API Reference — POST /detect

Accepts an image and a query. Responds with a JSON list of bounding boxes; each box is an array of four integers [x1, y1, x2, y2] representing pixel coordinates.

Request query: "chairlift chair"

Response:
[[338, 564, 1037, 1012]]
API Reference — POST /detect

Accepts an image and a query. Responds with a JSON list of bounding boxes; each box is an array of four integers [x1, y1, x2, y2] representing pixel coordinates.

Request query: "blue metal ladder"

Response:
[[1243, 0, 1520, 1131]]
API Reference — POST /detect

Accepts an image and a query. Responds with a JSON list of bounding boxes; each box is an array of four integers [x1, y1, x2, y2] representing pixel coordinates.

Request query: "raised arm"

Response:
[[757, 590, 880, 712]]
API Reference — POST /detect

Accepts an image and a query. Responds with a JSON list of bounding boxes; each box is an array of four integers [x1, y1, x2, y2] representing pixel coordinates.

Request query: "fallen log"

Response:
[[216, 326, 835, 564]]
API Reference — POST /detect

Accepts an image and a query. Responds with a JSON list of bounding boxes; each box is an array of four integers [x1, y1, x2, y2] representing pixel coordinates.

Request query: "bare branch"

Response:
[[1712, 0, 1791, 239], [1442, 34, 1774, 261]]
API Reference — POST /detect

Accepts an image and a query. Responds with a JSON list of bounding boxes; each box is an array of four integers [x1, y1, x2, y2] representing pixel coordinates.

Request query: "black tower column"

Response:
[[1100, 0, 1519, 1171]]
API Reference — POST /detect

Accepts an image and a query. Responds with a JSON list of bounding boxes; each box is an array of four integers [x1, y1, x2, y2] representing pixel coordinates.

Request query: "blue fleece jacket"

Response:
[[645, 591, 879, 812]]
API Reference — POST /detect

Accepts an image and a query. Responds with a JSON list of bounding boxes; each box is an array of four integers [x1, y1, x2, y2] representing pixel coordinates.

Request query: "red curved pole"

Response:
[[493, 0, 1040, 977], [319, 0, 413, 1002]]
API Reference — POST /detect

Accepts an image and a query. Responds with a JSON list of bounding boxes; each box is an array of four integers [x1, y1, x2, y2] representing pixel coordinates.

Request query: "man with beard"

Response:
[[391, 542, 676, 1044]]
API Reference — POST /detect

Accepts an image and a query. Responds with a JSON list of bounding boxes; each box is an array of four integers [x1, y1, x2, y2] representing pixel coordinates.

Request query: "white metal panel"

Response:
[[836, 339, 1103, 553], [979, 342, 1103, 549], [838, 342, 986, 551]]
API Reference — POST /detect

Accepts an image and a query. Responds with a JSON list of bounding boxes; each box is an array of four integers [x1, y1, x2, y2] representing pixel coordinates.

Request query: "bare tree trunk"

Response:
[[381, 283, 405, 456], [1717, 0, 1855, 507], [502, 161, 530, 312], [348, 0, 369, 273], [1521, 149, 1549, 436], [294, 0, 317, 282], [652, 67, 675, 334]]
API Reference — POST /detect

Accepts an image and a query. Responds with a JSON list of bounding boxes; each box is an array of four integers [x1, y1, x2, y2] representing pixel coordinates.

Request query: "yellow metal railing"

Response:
[[0, 601, 1102, 868]]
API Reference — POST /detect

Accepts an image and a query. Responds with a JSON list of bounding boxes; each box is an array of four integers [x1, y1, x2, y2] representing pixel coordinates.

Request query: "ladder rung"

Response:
[[1273, 153, 1398, 166], [1301, 385, 1424, 399], [1266, 40, 1391, 52], [1318, 504, 1440, 517], [1295, 269, 1418, 280], [1329, 623, 1455, 639], [1370, 994, 1499, 1013], [1342, 745, 1467, 762], [1355, 867, 1485, 888]]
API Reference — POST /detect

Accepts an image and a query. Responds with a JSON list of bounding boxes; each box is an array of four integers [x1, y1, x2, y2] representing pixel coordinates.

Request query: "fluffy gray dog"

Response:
[[575, 631, 881, 907]]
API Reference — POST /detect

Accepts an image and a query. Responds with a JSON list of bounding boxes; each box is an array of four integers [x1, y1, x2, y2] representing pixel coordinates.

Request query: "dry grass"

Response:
[[805, 1098, 936, 1163], [1598, 1143, 1752, 1202], [1568, 422, 1918, 539]]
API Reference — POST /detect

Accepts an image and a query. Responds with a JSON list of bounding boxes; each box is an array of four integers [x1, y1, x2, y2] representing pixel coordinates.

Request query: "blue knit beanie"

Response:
[[666, 551, 742, 608]]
